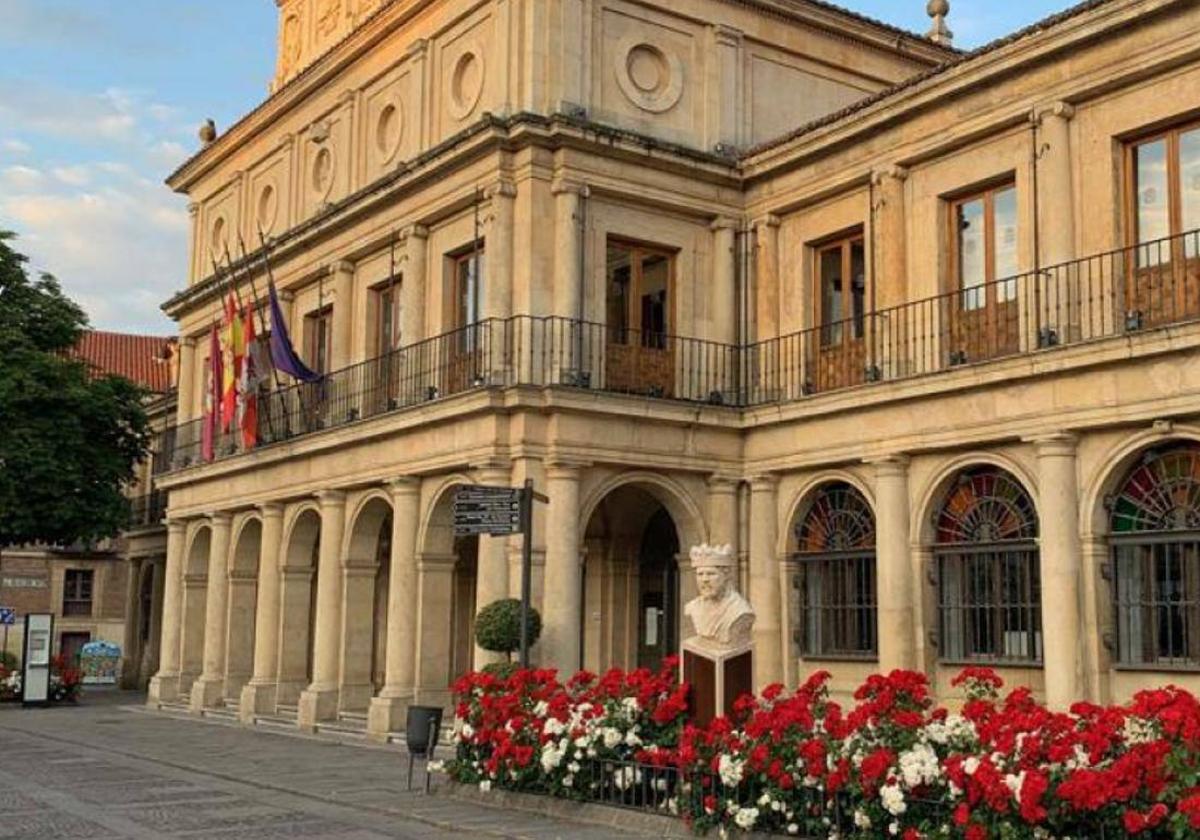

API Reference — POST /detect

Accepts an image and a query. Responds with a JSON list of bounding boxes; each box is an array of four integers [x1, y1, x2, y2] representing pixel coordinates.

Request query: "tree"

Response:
[[0, 231, 151, 547], [474, 598, 542, 662]]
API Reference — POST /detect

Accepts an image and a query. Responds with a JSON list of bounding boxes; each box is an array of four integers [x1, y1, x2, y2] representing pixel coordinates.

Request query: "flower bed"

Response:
[[0, 655, 83, 704], [447, 660, 1200, 838]]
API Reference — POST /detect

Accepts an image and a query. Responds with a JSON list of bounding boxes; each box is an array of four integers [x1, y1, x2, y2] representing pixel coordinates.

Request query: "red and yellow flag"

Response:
[[220, 293, 244, 431]]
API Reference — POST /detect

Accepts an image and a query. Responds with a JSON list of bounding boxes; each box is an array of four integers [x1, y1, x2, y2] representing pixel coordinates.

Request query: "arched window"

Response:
[[935, 467, 1041, 664], [791, 482, 877, 659], [1110, 444, 1200, 668]]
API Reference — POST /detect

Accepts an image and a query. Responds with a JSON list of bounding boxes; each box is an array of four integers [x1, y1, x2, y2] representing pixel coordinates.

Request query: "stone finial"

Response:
[[926, 0, 953, 46], [199, 118, 217, 145]]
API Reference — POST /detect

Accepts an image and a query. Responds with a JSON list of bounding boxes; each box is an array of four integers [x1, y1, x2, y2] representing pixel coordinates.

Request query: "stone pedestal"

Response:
[[367, 690, 413, 741], [682, 638, 753, 727], [297, 685, 339, 730], [239, 680, 277, 724]]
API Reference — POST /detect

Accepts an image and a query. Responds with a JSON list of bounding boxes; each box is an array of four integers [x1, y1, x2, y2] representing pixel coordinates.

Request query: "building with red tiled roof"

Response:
[[70, 330, 177, 394]]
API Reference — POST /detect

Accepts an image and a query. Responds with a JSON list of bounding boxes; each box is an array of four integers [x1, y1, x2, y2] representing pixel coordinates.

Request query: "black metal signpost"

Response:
[[454, 479, 548, 668]]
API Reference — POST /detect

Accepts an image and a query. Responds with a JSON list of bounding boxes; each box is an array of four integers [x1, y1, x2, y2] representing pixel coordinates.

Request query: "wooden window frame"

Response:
[[303, 305, 333, 375], [605, 237, 676, 346], [947, 180, 1018, 304], [62, 568, 95, 618], [812, 229, 866, 349], [447, 244, 485, 333], [1124, 117, 1200, 246], [371, 278, 402, 357]]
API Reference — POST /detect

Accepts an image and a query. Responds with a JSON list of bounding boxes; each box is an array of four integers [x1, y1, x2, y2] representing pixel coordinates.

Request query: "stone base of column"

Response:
[[296, 685, 339, 730], [412, 686, 452, 710], [223, 674, 249, 706], [189, 676, 226, 712], [274, 679, 305, 708], [147, 672, 179, 706], [239, 681, 278, 724], [367, 691, 414, 741]]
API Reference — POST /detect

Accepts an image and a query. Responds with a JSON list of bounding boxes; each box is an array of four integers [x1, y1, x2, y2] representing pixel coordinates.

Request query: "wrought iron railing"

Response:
[[127, 489, 168, 528], [158, 230, 1200, 472]]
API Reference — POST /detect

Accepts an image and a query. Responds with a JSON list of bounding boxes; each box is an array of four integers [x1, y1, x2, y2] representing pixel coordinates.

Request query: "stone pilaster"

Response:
[[329, 260, 355, 370], [298, 490, 347, 728], [748, 474, 782, 688], [870, 456, 916, 671], [367, 477, 421, 739], [710, 219, 738, 346], [399, 225, 428, 346], [1032, 433, 1084, 709], [176, 337, 196, 423], [149, 520, 188, 704], [240, 502, 284, 722], [752, 215, 780, 343], [542, 461, 584, 673]]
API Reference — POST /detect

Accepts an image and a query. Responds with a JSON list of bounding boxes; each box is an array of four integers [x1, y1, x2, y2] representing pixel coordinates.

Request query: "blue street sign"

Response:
[[0, 607, 15, 626]]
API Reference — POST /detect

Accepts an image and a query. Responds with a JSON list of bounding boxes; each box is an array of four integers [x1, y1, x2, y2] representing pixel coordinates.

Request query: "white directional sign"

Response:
[[453, 486, 524, 536]]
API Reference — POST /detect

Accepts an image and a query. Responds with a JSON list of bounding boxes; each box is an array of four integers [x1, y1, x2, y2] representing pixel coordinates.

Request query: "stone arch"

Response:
[[912, 452, 1040, 546], [417, 472, 474, 556], [341, 491, 395, 705], [179, 522, 213, 691], [224, 514, 263, 700], [781, 470, 877, 556], [183, 521, 212, 577], [579, 470, 708, 552], [1080, 425, 1200, 539], [276, 504, 322, 705]]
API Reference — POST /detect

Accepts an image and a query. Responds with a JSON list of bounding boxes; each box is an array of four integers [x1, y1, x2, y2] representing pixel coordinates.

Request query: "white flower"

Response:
[[854, 810, 872, 829], [540, 744, 565, 773], [479, 780, 492, 792], [460, 723, 475, 739], [1123, 717, 1158, 745], [562, 775, 573, 788], [568, 761, 580, 773], [963, 757, 980, 776], [602, 727, 623, 749], [734, 807, 759, 830], [787, 824, 799, 836], [623, 729, 642, 747], [718, 754, 745, 786], [543, 718, 566, 736], [880, 782, 907, 816], [898, 742, 940, 789], [757, 792, 772, 807], [1004, 772, 1026, 802], [427, 760, 445, 773], [533, 700, 549, 717], [889, 822, 900, 835]]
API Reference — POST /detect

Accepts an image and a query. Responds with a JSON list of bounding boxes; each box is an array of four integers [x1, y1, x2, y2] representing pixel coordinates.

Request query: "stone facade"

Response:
[[153, 0, 1200, 735]]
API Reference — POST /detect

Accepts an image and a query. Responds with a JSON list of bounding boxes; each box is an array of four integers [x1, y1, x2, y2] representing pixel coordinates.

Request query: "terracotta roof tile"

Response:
[[70, 330, 176, 393]]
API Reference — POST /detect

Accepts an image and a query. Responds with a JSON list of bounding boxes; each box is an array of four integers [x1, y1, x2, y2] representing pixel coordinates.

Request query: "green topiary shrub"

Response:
[[0, 650, 17, 672], [480, 660, 520, 680], [474, 598, 542, 662]]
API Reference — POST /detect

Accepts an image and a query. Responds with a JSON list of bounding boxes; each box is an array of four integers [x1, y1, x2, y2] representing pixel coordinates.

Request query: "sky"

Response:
[[0, 0, 1075, 335]]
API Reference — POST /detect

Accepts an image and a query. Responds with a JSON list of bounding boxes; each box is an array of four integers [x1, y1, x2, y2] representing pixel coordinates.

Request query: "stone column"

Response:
[[298, 490, 347, 728], [274, 548, 313, 708], [542, 461, 583, 673], [552, 180, 588, 379], [121, 557, 143, 689], [748, 475, 782, 688], [176, 337, 197, 423], [473, 462, 512, 665], [240, 502, 284, 722], [711, 219, 738, 346], [178, 565, 207, 695], [1033, 434, 1084, 709], [329, 260, 355, 370], [337, 557, 377, 713], [752, 215, 780, 343], [149, 520, 187, 704], [872, 167, 908, 379], [871, 456, 916, 671], [368, 477, 420, 739], [412, 552, 457, 708], [400, 225, 428, 345], [1035, 103, 1078, 340], [191, 512, 232, 711], [223, 564, 257, 702]]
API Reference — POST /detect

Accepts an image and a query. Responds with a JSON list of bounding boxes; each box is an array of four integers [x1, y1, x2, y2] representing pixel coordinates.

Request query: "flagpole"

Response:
[[206, 250, 232, 457], [236, 233, 280, 444], [256, 226, 311, 438]]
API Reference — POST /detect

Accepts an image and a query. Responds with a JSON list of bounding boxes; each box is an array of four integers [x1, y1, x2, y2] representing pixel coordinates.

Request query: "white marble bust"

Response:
[[683, 544, 755, 651]]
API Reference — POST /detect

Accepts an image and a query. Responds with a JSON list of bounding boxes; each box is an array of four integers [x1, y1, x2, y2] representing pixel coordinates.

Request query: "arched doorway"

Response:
[[276, 507, 320, 708], [1109, 443, 1200, 668], [451, 534, 478, 681], [225, 517, 262, 702], [582, 485, 682, 673], [933, 466, 1041, 665], [341, 495, 393, 712], [179, 525, 211, 694], [371, 515, 392, 693]]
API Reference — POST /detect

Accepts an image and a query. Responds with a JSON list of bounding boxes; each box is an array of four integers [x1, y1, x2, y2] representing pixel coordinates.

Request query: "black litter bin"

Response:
[[405, 705, 444, 791]]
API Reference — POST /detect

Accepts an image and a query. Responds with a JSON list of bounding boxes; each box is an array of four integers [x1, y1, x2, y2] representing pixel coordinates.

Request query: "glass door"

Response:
[[814, 233, 866, 391], [606, 241, 675, 397], [950, 184, 1020, 362]]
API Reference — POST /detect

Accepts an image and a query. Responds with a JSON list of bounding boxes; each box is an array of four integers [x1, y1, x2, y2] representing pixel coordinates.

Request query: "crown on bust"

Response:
[[689, 543, 735, 568]]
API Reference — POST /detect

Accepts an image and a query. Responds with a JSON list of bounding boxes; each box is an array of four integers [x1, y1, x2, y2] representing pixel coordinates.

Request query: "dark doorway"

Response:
[[637, 508, 680, 670]]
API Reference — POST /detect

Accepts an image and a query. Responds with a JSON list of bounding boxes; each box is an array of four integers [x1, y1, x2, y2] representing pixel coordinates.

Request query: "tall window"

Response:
[[304, 306, 333, 374], [63, 569, 95, 618], [951, 183, 1018, 310], [1111, 444, 1200, 668], [451, 247, 484, 351], [606, 241, 672, 349], [1128, 122, 1200, 262], [936, 467, 1041, 664], [816, 233, 866, 347], [792, 482, 877, 659], [374, 281, 402, 355]]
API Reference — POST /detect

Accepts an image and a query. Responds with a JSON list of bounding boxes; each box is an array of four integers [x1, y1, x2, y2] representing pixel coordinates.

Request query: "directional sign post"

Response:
[[0, 607, 13, 666], [454, 481, 548, 667]]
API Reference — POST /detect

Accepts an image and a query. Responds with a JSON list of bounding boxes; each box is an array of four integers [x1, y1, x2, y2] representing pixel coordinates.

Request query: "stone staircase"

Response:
[[199, 697, 239, 723], [252, 702, 299, 732], [316, 710, 369, 739]]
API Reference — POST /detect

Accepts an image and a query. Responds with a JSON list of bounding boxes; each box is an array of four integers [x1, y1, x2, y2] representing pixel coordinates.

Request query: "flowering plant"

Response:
[[448, 663, 1200, 838], [49, 654, 83, 703], [0, 662, 20, 701]]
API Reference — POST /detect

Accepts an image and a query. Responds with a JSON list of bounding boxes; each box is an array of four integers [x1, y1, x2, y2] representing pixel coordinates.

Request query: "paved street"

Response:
[[0, 692, 651, 840]]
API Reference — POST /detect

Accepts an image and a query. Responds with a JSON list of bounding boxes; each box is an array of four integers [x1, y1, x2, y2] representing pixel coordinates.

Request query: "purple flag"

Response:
[[268, 279, 321, 383]]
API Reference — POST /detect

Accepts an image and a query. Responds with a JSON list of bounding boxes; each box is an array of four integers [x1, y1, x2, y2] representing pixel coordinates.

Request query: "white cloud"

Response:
[[1, 164, 44, 190], [51, 165, 91, 187], [1, 138, 31, 155]]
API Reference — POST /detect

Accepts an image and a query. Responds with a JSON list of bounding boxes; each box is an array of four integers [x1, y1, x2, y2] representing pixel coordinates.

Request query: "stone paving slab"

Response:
[[0, 693, 659, 840]]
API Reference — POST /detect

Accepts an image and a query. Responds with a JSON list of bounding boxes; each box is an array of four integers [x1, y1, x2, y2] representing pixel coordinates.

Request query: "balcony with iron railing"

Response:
[[127, 488, 168, 529], [158, 229, 1200, 473]]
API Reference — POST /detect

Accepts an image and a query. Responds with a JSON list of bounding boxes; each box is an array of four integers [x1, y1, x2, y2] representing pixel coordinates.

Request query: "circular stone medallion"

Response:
[[447, 45, 485, 120], [375, 99, 404, 163], [615, 37, 683, 114], [312, 146, 334, 199]]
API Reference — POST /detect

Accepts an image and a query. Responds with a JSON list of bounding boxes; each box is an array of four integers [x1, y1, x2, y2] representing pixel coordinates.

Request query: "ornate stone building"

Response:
[[151, 0, 1200, 738]]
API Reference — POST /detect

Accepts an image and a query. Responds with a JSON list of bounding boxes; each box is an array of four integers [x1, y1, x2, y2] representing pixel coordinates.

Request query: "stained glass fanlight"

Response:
[[936, 467, 1038, 544], [796, 482, 875, 553], [1111, 445, 1200, 533]]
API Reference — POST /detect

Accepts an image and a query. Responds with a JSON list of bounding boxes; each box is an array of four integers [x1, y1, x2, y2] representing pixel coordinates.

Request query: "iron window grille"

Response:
[[934, 468, 1042, 665], [1110, 444, 1200, 669], [792, 482, 878, 660]]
